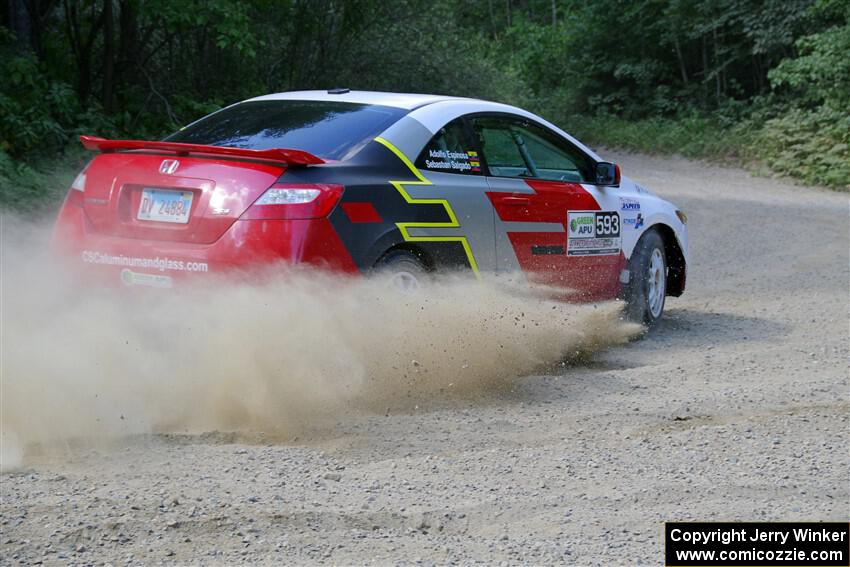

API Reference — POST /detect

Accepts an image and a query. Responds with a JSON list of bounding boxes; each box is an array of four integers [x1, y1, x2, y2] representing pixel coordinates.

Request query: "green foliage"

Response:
[[0, 44, 75, 156], [0, 29, 121, 160], [562, 113, 756, 160], [560, 105, 849, 191], [749, 106, 850, 189], [148, 0, 259, 57], [755, 1, 850, 189], [769, 23, 850, 106], [1, 0, 848, 214], [0, 151, 48, 212], [329, 2, 519, 101], [0, 148, 88, 213]]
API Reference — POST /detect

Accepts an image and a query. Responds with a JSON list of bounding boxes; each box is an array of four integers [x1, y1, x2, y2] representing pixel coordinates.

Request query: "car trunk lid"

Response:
[[78, 137, 324, 244]]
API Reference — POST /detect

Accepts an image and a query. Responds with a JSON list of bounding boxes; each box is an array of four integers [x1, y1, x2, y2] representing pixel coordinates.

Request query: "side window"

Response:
[[518, 123, 591, 183], [471, 115, 592, 182], [415, 118, 481, 175], [470, 117, 529, 178]]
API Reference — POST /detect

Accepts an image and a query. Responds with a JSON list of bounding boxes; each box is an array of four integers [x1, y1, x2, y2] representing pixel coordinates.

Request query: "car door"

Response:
[[471, 114, 624, 299], [410, 117, 497, 274]]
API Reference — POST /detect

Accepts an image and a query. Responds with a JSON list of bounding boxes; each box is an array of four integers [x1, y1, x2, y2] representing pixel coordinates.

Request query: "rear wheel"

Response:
[[375, 249, 428, 293], [625, 230, 667, 327]]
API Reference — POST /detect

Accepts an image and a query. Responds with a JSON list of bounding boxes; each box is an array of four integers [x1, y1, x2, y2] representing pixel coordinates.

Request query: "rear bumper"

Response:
[[52, 201, 358, 286]]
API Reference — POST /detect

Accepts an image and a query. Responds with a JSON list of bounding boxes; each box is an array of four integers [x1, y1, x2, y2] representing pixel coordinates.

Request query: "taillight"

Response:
[[71, 171, 87, 192], [242, 183, 344, 220], [64, 161, 92, 207]]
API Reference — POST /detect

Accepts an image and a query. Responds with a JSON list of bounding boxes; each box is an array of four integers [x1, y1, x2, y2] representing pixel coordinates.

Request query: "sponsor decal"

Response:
[[567, 211, 621, 256], [569, 212, 595, 235], [622, 212, 644, 229], [82, 250, 209, 273], [121, 269, 173, 288], [620, 197, 641, 211]]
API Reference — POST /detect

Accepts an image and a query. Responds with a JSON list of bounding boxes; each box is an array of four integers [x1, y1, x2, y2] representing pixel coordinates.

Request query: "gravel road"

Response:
[[2, 153, 848, 565]]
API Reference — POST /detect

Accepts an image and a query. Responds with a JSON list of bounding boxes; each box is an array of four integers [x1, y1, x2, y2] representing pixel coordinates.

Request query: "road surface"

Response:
[[2, 152, 848, 565]]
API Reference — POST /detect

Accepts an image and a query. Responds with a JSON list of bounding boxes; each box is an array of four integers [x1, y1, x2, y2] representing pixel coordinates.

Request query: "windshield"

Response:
[[166, 100, 408, 161]]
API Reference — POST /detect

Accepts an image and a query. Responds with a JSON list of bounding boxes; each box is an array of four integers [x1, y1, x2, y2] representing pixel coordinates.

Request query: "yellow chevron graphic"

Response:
[[374, 136, 480, 277]]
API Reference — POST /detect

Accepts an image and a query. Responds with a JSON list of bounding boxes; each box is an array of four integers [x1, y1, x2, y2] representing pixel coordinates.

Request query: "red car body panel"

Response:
[[54, 202, 358, 283], [52, 141, 625, 297], [52, 146, 357, 284], [78, 151, 286, 244], [488, 179, 625, 301]]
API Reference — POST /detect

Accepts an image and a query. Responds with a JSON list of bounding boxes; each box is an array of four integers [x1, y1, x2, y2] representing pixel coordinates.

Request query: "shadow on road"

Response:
[[651, 307, 790, 346]]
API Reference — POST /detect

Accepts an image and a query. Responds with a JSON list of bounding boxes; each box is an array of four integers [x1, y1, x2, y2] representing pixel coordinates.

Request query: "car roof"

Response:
[[244, 90, 603, 162], [247, 90, 467, 110]]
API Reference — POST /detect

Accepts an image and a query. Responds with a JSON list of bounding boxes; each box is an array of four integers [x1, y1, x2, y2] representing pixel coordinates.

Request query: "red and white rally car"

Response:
[[53, 90, 688, 325]]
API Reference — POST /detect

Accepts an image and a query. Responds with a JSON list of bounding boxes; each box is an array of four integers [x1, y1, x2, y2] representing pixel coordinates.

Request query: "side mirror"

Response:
[[595, 162, 621, 186]]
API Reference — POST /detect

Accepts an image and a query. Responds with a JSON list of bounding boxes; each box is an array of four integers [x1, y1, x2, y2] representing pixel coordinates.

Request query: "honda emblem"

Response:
[[159, 159, 179, 174]]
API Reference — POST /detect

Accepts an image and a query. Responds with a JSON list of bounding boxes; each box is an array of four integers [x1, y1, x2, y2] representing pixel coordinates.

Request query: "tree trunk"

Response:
[[62, 0, 104, 104], [713, 27, 720, 104], [24, 0, 60, 56], [673, 37, 688, 84], [7, 0, 32, 50], [117, 0, 139, 88], [753, 54, 763, 92], [102, 0, 115, 113], [701, 34, 708, 107]]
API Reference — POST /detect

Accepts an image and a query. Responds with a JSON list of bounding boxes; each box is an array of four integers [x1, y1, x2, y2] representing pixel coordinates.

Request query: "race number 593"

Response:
[[595, 211, 620, 236]]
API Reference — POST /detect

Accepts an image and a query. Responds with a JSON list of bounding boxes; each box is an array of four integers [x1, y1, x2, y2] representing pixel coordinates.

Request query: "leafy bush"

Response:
[[560, 113, 752, 159], [0, 148, 87, 213], [0, 46, 76, 157], [754, 5, 850, 189], [769, 25, 850, 106], [749, 106, 850, 189]]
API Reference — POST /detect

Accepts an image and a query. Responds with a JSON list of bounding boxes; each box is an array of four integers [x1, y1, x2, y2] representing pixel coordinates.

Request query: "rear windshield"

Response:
[[166, 100, 408, 161]]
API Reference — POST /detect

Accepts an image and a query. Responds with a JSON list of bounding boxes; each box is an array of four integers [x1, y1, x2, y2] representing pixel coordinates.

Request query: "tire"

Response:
[[375, 249, 429, 293], [624, 230, 667, 327]]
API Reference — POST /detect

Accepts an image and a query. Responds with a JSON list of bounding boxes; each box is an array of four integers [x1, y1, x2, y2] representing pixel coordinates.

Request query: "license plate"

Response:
[[138, 188, 193, 224]]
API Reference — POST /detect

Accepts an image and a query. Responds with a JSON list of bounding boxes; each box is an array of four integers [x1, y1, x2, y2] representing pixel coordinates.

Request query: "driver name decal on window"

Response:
[[567, 211, 621, 256], [425, 149, 476, 173], [416, 118, 482, 175]]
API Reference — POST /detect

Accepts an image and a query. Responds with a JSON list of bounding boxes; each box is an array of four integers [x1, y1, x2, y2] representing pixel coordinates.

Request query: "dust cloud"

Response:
[[0, 214, 639, 471]]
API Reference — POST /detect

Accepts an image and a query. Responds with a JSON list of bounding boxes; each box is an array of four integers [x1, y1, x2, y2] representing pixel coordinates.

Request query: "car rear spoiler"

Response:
[[79, 136, 325, 165]]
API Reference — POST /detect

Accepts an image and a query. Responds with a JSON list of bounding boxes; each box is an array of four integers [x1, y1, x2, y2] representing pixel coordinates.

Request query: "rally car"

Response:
[[53, 89, 688, 325]]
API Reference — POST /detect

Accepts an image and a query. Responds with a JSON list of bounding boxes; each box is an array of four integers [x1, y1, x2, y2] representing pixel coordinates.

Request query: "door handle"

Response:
[[501, 196, 530, 206]]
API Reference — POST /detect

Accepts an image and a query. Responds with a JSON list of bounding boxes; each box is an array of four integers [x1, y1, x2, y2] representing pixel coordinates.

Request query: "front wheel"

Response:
[[624, 230, 667, 327]]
